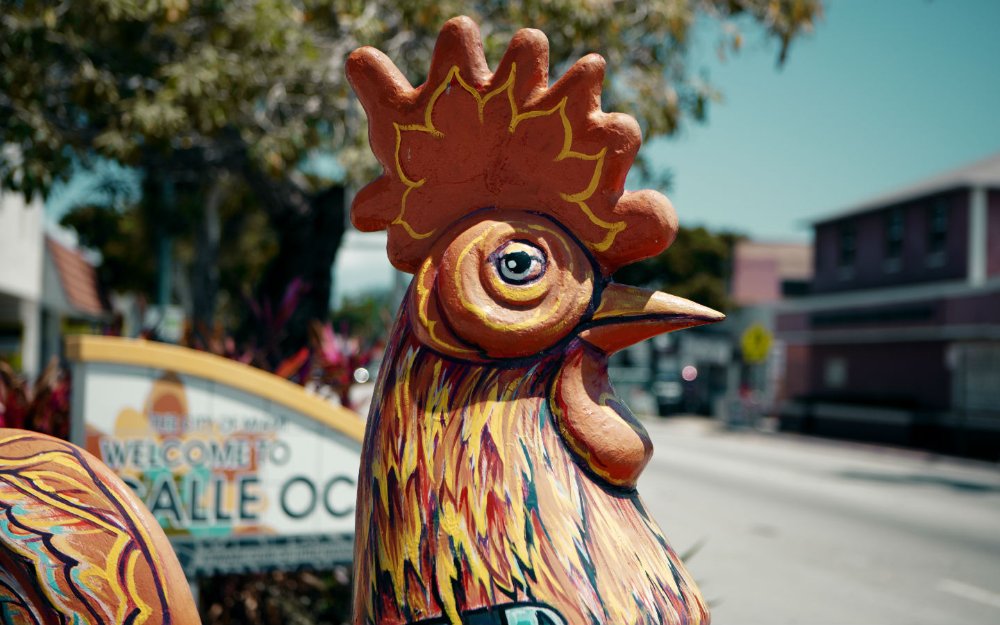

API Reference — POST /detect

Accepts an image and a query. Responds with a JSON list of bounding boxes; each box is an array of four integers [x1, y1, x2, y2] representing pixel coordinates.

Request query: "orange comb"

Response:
[[347, 16, 677, 275]]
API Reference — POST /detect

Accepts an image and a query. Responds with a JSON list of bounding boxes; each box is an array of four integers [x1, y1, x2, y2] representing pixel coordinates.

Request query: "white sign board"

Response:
[[67, 336, 366, 575]]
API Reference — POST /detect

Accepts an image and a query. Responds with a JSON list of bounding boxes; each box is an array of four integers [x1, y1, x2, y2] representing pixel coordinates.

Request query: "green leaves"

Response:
[[614, 226, 743, 313], [1, 0, 822, 198], [1, 0, 347, 192]]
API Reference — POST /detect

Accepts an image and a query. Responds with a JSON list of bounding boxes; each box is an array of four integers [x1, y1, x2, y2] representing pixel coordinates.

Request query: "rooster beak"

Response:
[[579, 283, 725, 355]]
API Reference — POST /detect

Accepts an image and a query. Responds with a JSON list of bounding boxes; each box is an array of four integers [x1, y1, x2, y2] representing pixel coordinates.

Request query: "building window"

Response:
[[823, 357, 847, 389], [837, 222, 856, 279], [927, 199, 948, 266], [952, 342, 1000, 412], [883, 208, 904, 272]]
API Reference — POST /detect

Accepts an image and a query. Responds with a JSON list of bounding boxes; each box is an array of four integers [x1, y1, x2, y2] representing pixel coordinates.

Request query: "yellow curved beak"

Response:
[[579, 283, 725, 355]]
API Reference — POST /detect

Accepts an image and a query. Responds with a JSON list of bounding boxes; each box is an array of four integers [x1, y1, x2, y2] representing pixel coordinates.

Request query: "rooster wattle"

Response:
[[348, 16, 722, 625]]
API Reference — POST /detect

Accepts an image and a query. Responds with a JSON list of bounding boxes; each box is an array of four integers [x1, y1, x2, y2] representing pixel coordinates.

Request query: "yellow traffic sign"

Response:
[[741, 323, 772, 364]]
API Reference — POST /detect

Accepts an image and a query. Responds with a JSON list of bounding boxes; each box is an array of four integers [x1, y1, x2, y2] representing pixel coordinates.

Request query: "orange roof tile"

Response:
[[46, 236, 105, 317]]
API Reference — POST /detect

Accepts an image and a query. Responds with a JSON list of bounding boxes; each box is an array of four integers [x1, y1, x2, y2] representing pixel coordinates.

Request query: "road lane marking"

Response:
[[937, 579, 1000, 609]]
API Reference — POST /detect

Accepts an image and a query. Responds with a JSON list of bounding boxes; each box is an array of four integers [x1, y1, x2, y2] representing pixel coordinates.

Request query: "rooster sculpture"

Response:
[[348, 16, 721, 625]]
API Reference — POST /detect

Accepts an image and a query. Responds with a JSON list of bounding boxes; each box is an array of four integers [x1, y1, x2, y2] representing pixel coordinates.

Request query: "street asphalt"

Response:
[[637, 417, 1000, 625]]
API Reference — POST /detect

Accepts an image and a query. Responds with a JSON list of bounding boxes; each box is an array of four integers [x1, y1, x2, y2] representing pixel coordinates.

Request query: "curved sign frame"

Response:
[[66, 336, 364, 576]]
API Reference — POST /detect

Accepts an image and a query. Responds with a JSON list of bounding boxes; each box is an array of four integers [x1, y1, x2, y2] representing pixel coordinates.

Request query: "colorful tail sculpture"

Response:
[[0, 429, 199, 624]]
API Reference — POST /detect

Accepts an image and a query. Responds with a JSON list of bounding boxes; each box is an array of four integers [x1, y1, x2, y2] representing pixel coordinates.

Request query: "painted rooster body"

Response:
[[348, 17, 722, 625], [355, 304, 708, 625]]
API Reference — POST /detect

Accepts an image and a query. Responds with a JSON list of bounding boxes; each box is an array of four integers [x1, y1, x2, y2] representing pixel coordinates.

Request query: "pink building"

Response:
[[731, 241, 813, 307], [726, 241, 813, 417]]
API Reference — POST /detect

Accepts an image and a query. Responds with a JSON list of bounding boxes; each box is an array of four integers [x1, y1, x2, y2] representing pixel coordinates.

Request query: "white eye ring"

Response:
[[494, 241, 546, 285]]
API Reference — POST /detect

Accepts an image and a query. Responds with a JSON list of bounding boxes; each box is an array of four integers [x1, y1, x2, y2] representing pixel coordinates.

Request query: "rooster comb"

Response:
[[346, 16, 677, 274]]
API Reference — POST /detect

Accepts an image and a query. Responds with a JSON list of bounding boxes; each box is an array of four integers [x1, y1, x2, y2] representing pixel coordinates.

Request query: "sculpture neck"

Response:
[[366, 301, 563, 426], [354, 305, 568, 622], [353, 305, 708, 625]]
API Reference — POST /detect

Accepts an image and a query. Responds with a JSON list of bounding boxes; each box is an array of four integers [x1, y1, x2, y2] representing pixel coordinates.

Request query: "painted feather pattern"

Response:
[[0, 432, 189, 625], [353, 305, 709, 625]]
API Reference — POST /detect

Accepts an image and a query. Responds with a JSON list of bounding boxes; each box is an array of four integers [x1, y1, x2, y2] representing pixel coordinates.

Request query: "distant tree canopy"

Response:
[[614, 226, 743, 314], [60, 171, 278, 331], [0, 0, 821, 360], [330, 291, 394, 344]]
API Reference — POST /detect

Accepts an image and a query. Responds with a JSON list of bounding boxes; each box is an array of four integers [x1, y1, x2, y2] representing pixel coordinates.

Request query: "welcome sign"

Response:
[[66, 336, 366, 576]]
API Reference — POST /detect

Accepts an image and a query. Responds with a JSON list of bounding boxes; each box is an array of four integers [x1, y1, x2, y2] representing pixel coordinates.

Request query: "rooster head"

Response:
[[347, 16, 722, 359], [347, 17, 723, 487]]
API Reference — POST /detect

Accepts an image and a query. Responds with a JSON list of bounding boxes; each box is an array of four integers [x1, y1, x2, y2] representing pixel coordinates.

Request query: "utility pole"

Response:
[[157, 177, 175, 310]]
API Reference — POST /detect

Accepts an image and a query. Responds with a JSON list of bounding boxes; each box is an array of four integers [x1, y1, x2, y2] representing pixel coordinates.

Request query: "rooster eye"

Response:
[[416, 214, 593, 359], [494, 241, 545, 284]]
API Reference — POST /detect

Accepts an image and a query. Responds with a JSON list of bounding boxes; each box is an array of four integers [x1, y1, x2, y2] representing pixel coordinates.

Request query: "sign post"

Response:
[[741, 323, 773, 365], [66, 335, 365, 576]]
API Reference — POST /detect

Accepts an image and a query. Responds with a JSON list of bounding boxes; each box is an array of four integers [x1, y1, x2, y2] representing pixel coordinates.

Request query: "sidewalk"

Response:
[[646, 413, 1000, 472]]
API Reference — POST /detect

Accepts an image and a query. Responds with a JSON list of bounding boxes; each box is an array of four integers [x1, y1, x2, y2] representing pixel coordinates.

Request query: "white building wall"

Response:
[[0, 188, 45, 377], [0, 189, 44, 301]]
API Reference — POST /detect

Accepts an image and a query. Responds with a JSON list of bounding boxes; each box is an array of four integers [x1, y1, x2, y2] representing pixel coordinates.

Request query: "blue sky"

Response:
[[642, 0, 1000, 241]]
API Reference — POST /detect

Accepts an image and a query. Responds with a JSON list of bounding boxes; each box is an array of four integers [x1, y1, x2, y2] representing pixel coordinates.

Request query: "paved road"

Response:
[[637, 418, 1000, 625]]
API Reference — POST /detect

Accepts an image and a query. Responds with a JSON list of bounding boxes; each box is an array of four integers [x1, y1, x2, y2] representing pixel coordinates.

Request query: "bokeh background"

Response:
[[2, 1, 999, 623]]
